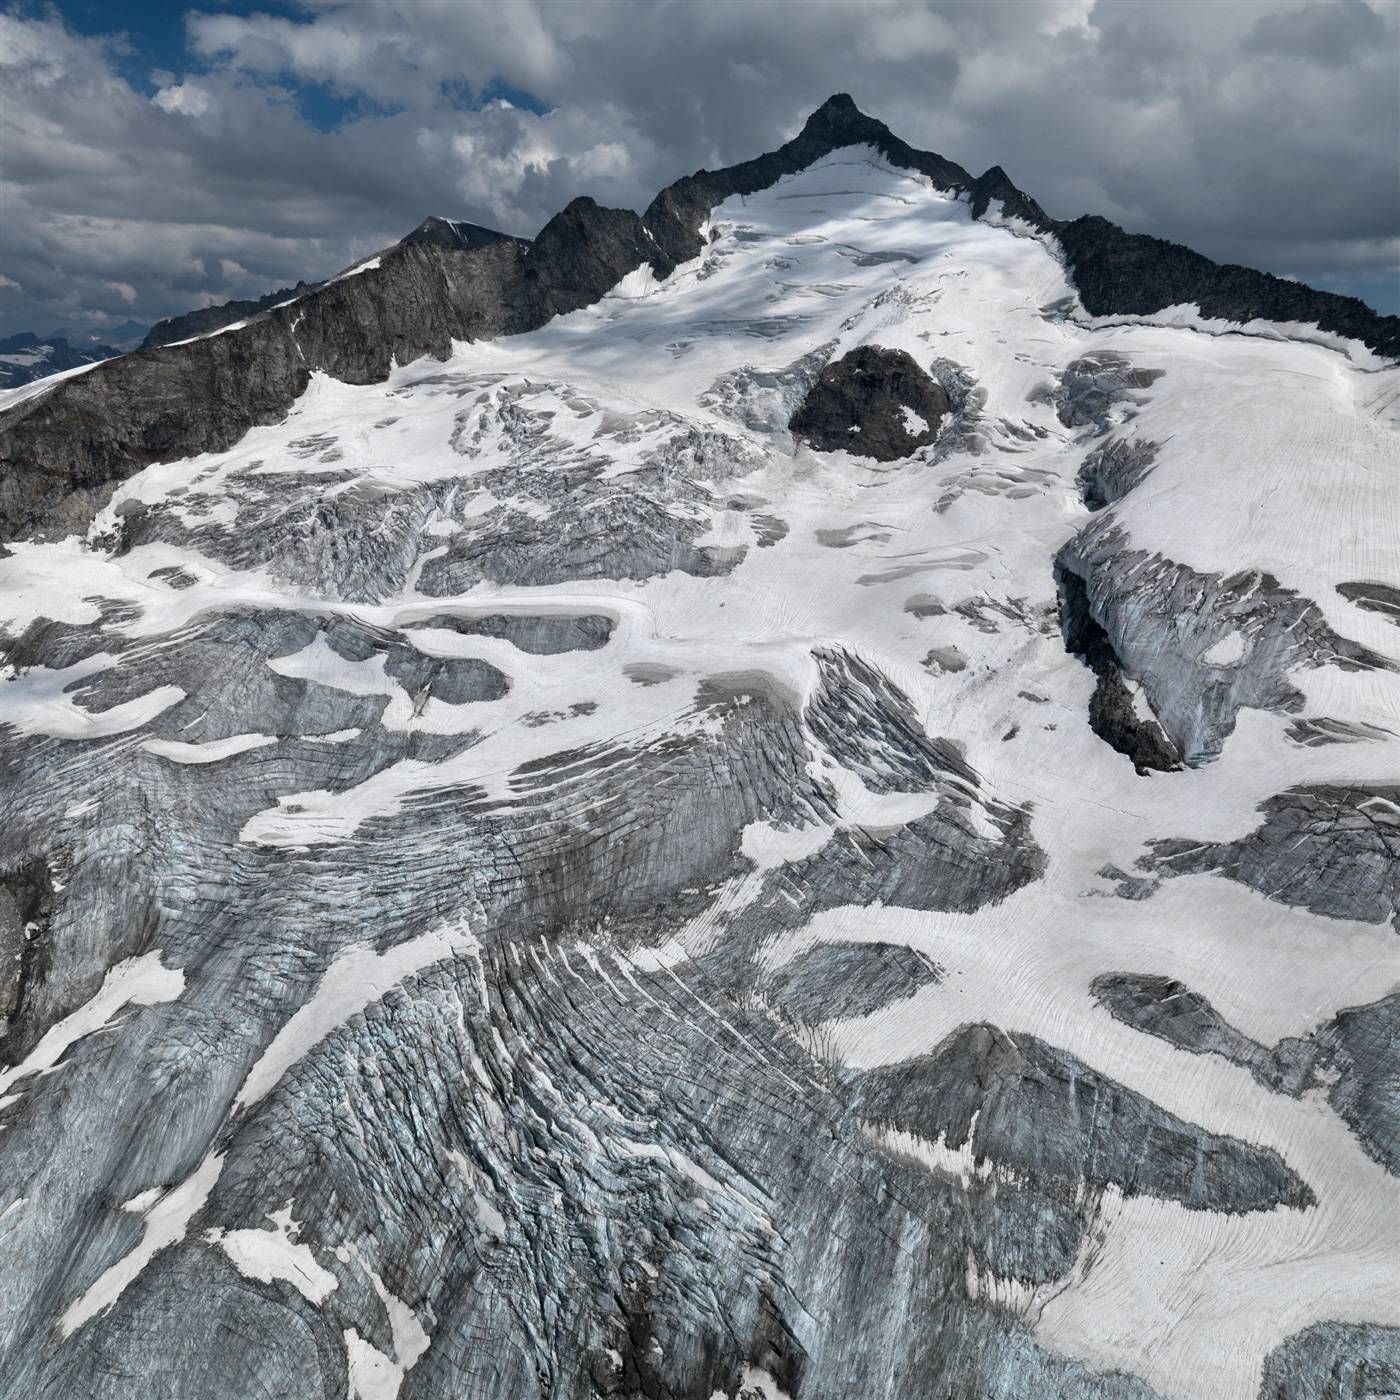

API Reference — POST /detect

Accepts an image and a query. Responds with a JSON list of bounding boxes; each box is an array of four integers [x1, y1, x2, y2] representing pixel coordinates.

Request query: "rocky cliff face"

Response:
[[141, 281, 323, 349], [0, 98, 1397, 1400]]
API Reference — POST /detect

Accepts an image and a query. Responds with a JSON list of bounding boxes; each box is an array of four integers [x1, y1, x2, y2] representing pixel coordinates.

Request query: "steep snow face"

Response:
[[0, 149, 1398, 1400]]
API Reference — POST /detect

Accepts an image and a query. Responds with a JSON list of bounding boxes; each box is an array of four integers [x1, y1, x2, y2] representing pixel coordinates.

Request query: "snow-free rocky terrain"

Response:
[[0, 95, 1397, 1400]]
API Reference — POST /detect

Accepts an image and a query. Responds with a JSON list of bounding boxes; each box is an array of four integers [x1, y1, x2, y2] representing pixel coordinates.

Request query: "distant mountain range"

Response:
[[0, 331, 125, 390]]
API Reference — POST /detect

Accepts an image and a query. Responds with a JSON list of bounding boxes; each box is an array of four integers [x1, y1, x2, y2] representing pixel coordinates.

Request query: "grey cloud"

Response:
[[1244, 0, 1388, 67], [0, 0, 1396, 340]]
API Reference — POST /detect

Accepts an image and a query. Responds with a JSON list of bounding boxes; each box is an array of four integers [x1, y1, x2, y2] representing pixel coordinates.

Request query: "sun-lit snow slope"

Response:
[[1, 150, 1398, 1400]]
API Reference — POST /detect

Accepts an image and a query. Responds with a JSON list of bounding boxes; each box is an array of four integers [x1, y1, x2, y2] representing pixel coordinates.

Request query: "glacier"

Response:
[[0, 101, 1397, 1400]]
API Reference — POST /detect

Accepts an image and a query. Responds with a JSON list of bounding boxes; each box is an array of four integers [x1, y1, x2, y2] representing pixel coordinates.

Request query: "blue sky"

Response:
[[2, 0, 1395, 341], [44, 0, 551, 133]]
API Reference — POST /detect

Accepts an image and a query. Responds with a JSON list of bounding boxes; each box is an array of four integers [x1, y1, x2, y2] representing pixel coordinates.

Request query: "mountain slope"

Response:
[[0, 104, 1398, 1400]]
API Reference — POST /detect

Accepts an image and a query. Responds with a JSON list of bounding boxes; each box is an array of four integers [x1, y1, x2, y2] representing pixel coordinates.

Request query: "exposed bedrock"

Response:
[[1055, 520, 1392, 767], [1056, 215, 1400, 360], [788, 345, 950, 459], [1257, 1322, 1400, 1399], [0, 858, 54, 1053], [141, 278, 323, 349], [400, 215, 518, 254], [1149, 784, 1400, 927], [0, 185, 664, 546], [0, 237, 527, 545], [1054, 560, 1183, 774], [851, 1024, 1314, 1216], [764, 941, 943, 1023], [1078, 438, 1158, 510]]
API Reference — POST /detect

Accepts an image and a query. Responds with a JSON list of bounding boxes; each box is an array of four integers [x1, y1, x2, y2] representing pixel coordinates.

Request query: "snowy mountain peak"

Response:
[[1, 94, 1394, 545]]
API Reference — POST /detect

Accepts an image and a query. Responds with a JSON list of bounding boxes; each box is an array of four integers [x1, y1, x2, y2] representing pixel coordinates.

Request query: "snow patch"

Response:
[[234, 921, 480, 1110], [142, 733, 277, 763], [207, 1201, 338, 1304], [0, 951, 185, 1100], [1201, 631, 1248, 667], [61, 1152, 224, 1335]]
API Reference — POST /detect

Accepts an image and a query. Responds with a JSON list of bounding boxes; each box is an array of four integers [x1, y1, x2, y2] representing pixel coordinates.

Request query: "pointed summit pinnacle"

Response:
[[798, 93, 889, 146]]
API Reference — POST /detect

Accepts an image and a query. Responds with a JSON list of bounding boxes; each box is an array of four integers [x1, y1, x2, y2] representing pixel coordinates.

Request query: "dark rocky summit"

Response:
[[400, 215, 526, 253], [789, 345, 950, 459]]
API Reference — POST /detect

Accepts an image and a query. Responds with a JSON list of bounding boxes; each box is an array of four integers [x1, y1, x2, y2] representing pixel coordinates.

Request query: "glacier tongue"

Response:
[[0, 147, 1398, 1400]]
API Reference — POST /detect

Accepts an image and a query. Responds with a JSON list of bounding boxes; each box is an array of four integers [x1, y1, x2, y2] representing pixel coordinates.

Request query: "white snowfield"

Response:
[[1, 149, 1398, 1398]]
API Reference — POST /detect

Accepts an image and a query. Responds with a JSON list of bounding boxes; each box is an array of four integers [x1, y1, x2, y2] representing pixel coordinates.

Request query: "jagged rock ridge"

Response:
[[2, 94, 1396, 546]]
